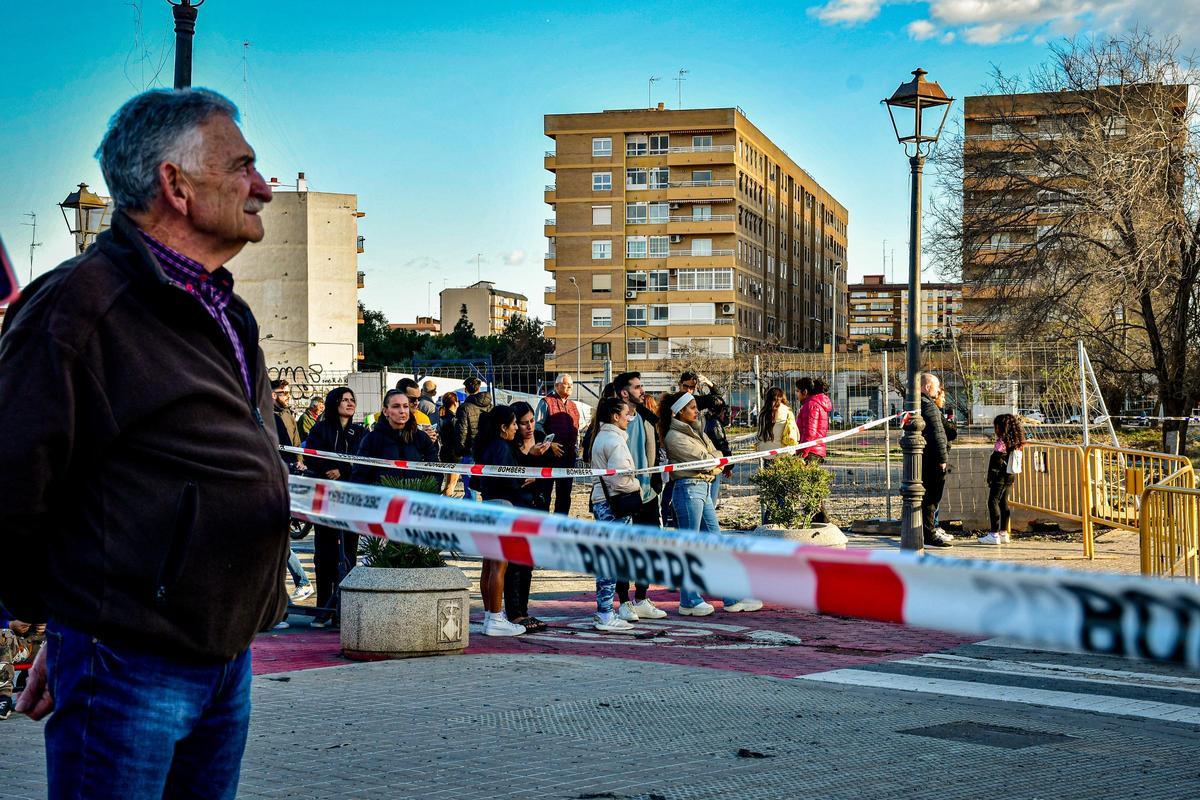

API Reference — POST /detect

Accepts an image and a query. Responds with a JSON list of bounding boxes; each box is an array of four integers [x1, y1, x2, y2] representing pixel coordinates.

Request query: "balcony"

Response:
[[667, 145, 736, 167], [667, 180, 735, 202], [669, 249, 734, 257], [544, 184, 556, 203], [668, 214, 734, 222], [666, 214, 736, 235], [356, 270, 365, 289], [668, 145, 735, 154], [544, 150, 556, 171], [544, 218, 556, 235]]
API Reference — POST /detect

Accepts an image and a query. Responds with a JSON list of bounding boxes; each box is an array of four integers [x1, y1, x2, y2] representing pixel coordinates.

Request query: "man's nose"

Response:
[[250, 168, 273, 202]]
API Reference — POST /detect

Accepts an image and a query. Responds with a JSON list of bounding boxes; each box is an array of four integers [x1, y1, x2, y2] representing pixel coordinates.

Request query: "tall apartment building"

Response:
[[441, 281, 529, 335], [848, 274, 961, 346], [228, 174, 363, 373], [543, 105, 848, 375], [960, 85, 1188, 334]]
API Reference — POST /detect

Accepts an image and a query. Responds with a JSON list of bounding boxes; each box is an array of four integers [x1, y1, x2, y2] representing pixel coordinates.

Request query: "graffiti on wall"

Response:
[[267, 364, 350, 403]]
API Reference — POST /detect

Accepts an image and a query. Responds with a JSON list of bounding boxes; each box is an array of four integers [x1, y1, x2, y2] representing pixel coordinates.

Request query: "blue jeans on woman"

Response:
[[460, 455, 477, 500], [591, 496, 632, 612], [43, 621, 252, 799], [671, 478, 739, 608], [286, 547, 310, 590]]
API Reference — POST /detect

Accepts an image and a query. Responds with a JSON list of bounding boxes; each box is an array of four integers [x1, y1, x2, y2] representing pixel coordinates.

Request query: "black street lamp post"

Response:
[[169, 0, 205, 89], [882, 68, 954, 552]]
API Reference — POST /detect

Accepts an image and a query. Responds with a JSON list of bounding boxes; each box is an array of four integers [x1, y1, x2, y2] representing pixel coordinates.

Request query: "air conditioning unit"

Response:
[[720, 303, 734, 315], [626, 290, 638, 300], [669, 235, 684, 243]]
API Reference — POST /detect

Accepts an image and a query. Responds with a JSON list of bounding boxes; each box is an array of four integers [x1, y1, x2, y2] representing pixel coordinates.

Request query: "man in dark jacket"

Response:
[[455, 377, 493, 500], [919, 373, 954, 548], [0, 88, 287, 798]]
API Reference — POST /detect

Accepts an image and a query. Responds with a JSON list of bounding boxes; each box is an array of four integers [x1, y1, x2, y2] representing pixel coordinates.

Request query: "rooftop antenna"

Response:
[[648, 75, 659, 109], [241, 41, 251, 121], [476, 253, 481, 282], [21, 212, 41, 282], [675, 68, 689, 109]]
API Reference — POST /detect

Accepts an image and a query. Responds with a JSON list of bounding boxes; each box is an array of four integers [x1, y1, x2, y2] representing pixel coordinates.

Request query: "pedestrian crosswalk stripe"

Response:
[[796, 669, 1200, 724], [897, 654, 1200, 694]]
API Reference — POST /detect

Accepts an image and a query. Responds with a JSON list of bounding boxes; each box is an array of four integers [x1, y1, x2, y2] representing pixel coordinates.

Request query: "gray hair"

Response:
[[96, 88, 239, 213], [555, 373, 573, 386], [308, 397, 323, 410]]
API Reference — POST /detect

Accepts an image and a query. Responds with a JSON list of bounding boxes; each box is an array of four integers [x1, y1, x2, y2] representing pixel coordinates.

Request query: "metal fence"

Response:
[[1140, 482, 1200, 581]]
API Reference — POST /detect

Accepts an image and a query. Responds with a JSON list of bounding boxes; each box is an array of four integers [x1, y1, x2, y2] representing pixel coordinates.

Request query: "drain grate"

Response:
[[898, 721, 1076, 749]]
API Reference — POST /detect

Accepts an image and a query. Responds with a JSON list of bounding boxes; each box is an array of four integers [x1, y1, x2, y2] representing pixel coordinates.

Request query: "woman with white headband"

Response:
[[657, 391, 763, 616]]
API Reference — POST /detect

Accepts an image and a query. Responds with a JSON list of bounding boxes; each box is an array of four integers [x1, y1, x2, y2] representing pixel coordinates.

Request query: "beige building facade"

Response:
[[228, 181, 363, 373], [440, 281, 529, 335], [543, 105, 849, 375], [848, 274, 962, 346]]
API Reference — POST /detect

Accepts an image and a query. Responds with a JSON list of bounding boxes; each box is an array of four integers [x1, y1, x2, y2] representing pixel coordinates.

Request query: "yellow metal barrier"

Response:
[[1084, 446, 1193, 533], [1139, 476, 1200, 581], [1010, 443, 1095, 557]]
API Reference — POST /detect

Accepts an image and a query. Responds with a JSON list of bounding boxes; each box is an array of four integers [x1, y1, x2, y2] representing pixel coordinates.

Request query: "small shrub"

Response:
[[750, 456, 832, 529], [362, 476, 447, 568]]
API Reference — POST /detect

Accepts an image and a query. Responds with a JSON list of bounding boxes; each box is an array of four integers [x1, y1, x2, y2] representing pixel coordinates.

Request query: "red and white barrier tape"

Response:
[[289, 475, 1200, 668], [283, 412, 912, 479]]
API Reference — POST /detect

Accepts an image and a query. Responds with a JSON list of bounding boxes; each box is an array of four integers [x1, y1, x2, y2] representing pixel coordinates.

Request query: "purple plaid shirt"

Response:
[[140, 231, 253, 400]]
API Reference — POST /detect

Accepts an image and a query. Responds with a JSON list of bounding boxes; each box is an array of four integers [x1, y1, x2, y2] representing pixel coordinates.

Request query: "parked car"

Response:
[[851, 409, 873, 426], [829, 410, 845, 428], [1018, 409, 1046, 424]]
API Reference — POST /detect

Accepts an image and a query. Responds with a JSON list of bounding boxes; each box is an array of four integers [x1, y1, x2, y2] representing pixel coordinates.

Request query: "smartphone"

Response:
[[544, 434, 556, 443]]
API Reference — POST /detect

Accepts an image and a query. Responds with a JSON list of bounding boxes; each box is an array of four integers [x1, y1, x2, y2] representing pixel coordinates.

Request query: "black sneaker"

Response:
[[923, 535, 953, 548], [0, 695, 14, 721]]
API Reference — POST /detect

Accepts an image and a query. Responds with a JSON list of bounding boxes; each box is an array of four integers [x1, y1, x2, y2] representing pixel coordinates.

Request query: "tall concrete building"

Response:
[[440, 281, 529, 335], [543, 105, 848, 376], [228, 174, 363, 373], [848, 275, 961, 346]]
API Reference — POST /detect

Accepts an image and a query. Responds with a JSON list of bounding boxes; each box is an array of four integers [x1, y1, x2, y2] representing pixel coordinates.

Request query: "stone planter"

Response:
[[753, 522, 847, 548], [339, 565, 470, 660]]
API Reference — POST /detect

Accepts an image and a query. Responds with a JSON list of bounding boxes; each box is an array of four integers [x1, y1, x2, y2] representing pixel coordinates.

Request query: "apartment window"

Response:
[[693, 205, 712, 220], [649, 167, 670, 189], [592, 240, 612, 260], [592, 308, 613, 328], [626, 305, 647, 326], [592, 137, 612, 157], [593, 172, 612, 191], [626, 271, 648, 291], [592, 276, 613, 297], [669, 336, 733, 356], [1106, 116, 1127, 137], [592, 205, 612, 226], [592, 342, 610, 360], [626, 168, 648, 190], [648, 202, 669, 223], [649, 134, 669, 154], [991, 123, 1018, 140], [626, 202, 648, 224], [693, 135, 712, 148], [649, 304, 669, 325], [691, 238, 713, 256], [676, 268, 733, 291], [648, 235, 669, 258], [626, 135, 648, 156], [648, 270, 669, 291], [692, 169, 712, 184], [669, 303, 716, 324], [626, 236, 648, 259]]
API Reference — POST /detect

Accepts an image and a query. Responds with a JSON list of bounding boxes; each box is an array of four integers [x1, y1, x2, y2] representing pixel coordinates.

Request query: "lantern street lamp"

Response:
[[168, 0, 205, 89], [882, 68, 954, 552], [58, 183, 109, 255]]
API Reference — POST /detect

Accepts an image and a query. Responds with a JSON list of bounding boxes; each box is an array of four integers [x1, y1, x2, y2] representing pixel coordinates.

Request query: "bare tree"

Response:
[[928, 31, 1200, 451]]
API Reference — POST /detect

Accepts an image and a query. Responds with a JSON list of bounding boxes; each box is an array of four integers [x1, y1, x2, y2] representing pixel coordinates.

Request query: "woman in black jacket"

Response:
[[438, 391, 463, 497], [351, 390, 440, 486], [472, 405, 531, 637], [301, 387, 367, 628]]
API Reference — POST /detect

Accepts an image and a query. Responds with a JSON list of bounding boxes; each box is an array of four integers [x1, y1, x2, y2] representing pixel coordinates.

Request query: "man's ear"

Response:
[[157, 161, 192, 217]]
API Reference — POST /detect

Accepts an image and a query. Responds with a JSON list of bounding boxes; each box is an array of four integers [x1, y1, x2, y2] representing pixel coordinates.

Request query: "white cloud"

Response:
[[809, 0, 884, 25], [501, 249, 527, 266], [810, 0, 1200, 45], [907, 19, 940, 41]]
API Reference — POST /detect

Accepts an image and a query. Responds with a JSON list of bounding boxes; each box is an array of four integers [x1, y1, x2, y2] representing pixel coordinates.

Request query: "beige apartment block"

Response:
[[848, 274, 962, 346], [441, 281, 529, 335], [543, 105, 849, 376], [228, 176, 363, 374]]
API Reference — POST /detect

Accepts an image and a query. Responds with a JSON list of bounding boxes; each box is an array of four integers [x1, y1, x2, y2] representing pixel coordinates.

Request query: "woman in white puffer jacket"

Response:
[[589, 397, 642, 633]]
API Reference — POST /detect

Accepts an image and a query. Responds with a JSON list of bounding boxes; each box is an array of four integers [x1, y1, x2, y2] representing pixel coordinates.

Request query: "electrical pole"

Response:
[[169, 0, 204, 90]]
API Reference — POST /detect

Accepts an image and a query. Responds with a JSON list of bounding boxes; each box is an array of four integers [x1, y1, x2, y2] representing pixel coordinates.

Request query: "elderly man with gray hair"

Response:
[[919, 372, 954, 548], [535, 373, 581, 515], [0, 88, 285, 798]]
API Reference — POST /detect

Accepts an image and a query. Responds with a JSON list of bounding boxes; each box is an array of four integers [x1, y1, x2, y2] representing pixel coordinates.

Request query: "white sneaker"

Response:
[[1000, 531, 1012, 544], [273, 620, 290, 630], [934, 527, 955, 541], [724, 599, 764, 613], [483, 616, 526, 637], [978, 532, 1002, 544], [617, 604, 640, 622], [290, 584, 314, 602], [593, 613, 635, 632], [629, 599, 667, 619], [678, 601, 715, 617]]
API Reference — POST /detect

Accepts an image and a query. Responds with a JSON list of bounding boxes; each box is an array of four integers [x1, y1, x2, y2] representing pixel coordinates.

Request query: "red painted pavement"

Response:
[[251, 590, 974, 679]]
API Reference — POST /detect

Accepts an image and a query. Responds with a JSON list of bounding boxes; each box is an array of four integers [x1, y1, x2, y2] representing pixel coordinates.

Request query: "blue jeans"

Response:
[[460, 455, 476, 500], [286, 547, 310, 589], [44, 622, 252, 800], [671, 479, 739, 608], [709, 473, 723, 508], [591, 497, 631, 612]]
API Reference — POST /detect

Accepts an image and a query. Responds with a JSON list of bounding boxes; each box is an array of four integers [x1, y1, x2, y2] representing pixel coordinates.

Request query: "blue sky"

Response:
[[1, 1, 1185, 323]]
